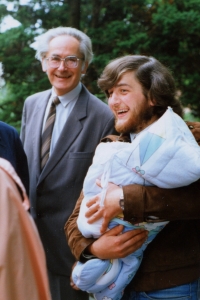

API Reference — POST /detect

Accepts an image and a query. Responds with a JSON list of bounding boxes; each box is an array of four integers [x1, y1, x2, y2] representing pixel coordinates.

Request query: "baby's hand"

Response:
[[70, 262, 80, 291], [86, 180, 122, 233]]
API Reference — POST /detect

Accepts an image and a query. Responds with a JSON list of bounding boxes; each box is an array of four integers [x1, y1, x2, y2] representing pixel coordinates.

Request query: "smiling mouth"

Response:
[[117, 109, 128, 116], [55, 74, 71, 79]]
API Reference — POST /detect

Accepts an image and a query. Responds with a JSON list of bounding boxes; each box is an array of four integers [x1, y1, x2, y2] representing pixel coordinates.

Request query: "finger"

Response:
[[129, 229, 148, 244], [103, 224, 124, 236], [100, 217, 110, 234], [70, 267, 80, 291], [70, 281, 80, 290], [87, 207, 104, 223], [129, 235, 148, 254], [85, 202, 100, 217], [124, 230, 148, 250], [86, 194, 100, 207], [116, 230, 148, 257], [118, 228, 148, 243], [122, 237, 147, 257]]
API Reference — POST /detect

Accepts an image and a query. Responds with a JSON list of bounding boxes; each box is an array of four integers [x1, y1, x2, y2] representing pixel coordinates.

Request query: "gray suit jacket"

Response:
[[20, 85, 116, 276]]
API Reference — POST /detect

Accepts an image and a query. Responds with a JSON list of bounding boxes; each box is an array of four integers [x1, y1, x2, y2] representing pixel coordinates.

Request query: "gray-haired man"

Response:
[[20, 27, 116, 300]]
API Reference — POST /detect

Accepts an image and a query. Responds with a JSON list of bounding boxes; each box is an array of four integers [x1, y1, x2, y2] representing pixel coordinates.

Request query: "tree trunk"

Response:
[[68, 0, 80, 29]]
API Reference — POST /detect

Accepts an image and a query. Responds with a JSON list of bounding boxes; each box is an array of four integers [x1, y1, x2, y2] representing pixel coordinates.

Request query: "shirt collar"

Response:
[[51, 82, 82, 107]]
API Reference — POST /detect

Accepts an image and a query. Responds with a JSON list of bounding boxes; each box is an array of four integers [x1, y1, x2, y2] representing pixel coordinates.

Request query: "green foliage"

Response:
[[0, 24, 50, 130], [1, 0, 200, 130], [148, 0, 200, 115]]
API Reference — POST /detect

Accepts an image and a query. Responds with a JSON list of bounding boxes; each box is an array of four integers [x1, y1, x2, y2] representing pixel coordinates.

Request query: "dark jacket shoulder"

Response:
[[0, 121, 29, 193]]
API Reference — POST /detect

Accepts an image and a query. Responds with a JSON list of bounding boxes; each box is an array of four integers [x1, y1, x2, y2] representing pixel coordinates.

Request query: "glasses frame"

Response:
[[45, 55, 84, 69]]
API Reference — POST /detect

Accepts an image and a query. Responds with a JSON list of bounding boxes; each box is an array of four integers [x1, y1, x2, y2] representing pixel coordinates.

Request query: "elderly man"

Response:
[[66, 55, 200, 300], [20, 27, 115, 300]]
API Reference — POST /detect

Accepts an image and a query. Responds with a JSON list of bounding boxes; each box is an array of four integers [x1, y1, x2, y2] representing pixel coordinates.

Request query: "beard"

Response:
[[115, 105, 155, 134]]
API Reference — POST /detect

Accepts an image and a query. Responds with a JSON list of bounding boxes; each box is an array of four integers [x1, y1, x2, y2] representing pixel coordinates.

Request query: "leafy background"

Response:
[[0, 0, 200, 132]]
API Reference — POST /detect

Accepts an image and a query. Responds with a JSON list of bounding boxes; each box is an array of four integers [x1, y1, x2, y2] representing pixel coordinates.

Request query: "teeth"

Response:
[[118, 109, 127, 113], [56, 74, 70, 78]]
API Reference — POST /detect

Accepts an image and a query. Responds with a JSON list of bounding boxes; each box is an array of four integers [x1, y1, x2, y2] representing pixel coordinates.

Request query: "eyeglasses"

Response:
[[45, 55, 84, 69]]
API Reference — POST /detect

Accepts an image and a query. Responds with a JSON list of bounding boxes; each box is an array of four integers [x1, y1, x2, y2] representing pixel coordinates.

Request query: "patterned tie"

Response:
[[40, 96, 60, 170]]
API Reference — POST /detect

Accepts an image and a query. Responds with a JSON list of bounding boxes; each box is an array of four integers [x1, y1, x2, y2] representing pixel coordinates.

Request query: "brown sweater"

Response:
[[65, 135, 200, 292]]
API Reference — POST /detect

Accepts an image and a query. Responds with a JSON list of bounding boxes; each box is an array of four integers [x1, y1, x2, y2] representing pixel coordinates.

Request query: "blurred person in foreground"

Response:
[[66, 55, 200, 300], [0, 63, 50, 300], [0, 158, 51, 300], [20, 27, 115, 300]]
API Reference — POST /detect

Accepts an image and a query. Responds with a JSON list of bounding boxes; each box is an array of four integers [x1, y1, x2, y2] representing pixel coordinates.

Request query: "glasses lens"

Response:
[[65, 57, 78, 68], [47, 56, 79, 68], [49, 57, 61, 68]]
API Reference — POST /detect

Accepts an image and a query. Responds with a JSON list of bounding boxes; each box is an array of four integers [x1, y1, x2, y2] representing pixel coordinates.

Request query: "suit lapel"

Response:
[[33, 90, 51, 180], [38, 85, 89, 183]]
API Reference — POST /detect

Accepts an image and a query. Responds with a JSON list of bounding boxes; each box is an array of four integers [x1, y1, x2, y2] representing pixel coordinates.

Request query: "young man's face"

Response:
[[42, 35, 88, 96], [108, 71, 156, 133]]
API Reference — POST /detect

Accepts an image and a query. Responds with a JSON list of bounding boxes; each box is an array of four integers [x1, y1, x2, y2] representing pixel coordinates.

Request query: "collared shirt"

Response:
[[42, 82, 82, 155]]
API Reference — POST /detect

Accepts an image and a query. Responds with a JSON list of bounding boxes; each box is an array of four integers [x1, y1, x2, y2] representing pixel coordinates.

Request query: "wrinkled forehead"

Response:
[[46, 35, 82, 57]]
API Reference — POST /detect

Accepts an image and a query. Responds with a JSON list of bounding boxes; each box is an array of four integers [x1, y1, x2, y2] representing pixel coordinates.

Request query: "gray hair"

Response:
[[35, 27, 93, 65]]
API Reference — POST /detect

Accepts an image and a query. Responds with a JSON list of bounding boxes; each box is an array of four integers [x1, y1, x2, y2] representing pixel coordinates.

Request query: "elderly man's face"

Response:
[[43, 35, 87, 96], [108, 71, 156, 134]]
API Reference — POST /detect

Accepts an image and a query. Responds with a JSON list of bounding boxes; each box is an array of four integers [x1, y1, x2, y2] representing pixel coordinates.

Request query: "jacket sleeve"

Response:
[[64, 191, 95, 261], [123, 179, 200, 224]]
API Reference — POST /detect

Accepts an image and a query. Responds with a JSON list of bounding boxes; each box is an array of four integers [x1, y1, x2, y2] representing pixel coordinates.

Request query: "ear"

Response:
[[81, 62, 88, 74], [149, 98, 156, 107], [41, 59, 47, 72]]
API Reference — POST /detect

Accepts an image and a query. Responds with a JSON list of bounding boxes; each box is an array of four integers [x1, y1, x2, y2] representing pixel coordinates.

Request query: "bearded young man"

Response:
[[65, 55, 200, 300]]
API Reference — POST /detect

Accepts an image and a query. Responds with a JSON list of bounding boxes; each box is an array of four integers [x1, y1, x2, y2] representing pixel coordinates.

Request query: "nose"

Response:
[[57, 60, 67, 70], [108, 91, 120, 107]]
